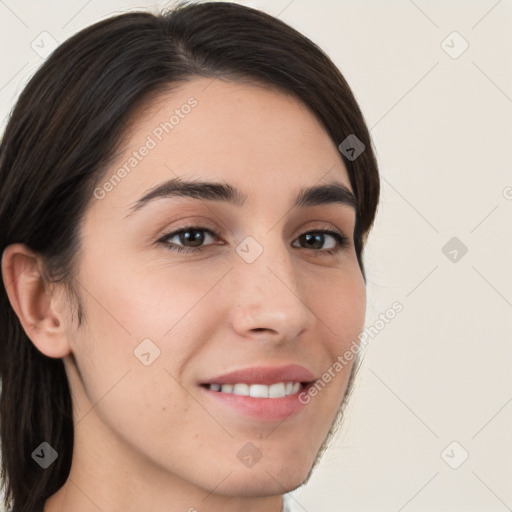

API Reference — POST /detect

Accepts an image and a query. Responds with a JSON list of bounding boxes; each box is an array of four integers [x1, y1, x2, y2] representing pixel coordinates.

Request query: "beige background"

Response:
[[1, 0, 511, 510]]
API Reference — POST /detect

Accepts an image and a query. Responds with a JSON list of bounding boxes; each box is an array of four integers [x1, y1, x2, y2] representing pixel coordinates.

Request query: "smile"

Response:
[[201, 381, 304, 398]]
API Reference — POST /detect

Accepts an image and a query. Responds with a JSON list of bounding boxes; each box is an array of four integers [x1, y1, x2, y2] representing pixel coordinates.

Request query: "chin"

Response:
[[214, 453, 314, 497]]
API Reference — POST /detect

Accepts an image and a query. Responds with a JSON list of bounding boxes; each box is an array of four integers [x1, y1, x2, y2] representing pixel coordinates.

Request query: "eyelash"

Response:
[[157, 225, 350, 256]]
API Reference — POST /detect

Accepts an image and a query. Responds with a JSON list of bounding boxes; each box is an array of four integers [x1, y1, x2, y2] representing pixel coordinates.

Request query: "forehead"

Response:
[[92, 77, 351, 215]]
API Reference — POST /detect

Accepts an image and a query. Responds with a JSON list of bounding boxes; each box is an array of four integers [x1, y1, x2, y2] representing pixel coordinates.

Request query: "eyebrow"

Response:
[[125, 177, 358, 217]]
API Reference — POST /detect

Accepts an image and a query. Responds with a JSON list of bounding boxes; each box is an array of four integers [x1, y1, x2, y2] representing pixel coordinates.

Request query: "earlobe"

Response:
[[1, 243, 72, 358]]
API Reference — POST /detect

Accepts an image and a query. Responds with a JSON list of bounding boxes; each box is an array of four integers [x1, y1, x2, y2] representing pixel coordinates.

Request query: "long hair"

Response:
[[0, 2, 380, 510]]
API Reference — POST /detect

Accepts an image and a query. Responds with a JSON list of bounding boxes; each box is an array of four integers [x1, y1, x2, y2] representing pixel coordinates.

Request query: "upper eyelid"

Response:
[[158, 225, 218, 240], [158, 216, 350, 236]]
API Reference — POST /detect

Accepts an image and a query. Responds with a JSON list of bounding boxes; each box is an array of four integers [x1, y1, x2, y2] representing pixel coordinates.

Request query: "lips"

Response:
[[198, 363, 317, 386]]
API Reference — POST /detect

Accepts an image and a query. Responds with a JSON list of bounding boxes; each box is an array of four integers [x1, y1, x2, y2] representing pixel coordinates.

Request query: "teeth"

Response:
[[206, 381, 303, 398]]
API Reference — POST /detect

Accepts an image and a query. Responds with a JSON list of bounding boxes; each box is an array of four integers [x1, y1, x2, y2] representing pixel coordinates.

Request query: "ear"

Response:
[[1, 243, 72, 358]]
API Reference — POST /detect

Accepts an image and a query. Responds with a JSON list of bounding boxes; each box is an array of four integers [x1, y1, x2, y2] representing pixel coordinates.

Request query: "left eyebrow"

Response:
[[124, 177, 358, 218]]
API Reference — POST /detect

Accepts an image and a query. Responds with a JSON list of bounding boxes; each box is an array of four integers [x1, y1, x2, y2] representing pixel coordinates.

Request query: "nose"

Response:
[[227, 237, 316, 344]]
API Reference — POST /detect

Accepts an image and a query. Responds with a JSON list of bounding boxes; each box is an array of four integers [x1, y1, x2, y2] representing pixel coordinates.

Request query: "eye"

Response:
[[157, 226, 219, 254], [292, 229, 349, 255], [157, 226, 349, 255]]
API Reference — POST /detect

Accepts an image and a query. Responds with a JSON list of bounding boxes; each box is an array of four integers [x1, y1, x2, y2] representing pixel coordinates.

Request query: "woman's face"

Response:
[[63, 77, 366, 500]]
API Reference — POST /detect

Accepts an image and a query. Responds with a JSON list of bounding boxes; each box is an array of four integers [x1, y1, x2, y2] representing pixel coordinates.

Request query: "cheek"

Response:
[[73, 352, 201, 472], [313, 266, 366, 350], [69, 275, 197, 440], [77, 245, 216, 344], [313, 268, 366, 399], [70, 255, 219, 418]]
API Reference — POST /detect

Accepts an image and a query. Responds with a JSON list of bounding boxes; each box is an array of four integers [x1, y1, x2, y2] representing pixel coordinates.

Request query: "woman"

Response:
[[0, 2, 380, 511]]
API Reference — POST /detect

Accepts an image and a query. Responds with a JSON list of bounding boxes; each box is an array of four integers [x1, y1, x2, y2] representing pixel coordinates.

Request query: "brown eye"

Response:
[[292, 230, 349, 255], [158, 227, 219, 253], [157, 226, 349, 255]]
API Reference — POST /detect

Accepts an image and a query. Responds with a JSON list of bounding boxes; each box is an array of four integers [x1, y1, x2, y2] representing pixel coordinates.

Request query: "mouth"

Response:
[[198, 380, 317, 422], [196, 363, 318, 421], [199, 381, 314, 398]]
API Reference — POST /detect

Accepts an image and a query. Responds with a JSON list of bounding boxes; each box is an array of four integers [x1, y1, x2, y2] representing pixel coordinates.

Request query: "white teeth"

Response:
[[206, 381, 303, 398], [233, 383, 250, 396], [250, 384, 268, 398], [268, 382, 286, 398], [221, 384, 233, 393]]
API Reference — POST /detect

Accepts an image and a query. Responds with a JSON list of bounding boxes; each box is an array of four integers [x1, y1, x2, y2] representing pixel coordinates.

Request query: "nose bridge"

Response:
[[228, 232, 313, 338]]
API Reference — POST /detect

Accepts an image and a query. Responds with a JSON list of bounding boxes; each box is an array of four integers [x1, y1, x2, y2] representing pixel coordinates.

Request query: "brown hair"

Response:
[[0, 2, 379, 510]]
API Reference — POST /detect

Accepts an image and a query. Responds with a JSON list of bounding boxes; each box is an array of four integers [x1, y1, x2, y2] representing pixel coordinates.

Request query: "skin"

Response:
[[2, 77, 366, 512]]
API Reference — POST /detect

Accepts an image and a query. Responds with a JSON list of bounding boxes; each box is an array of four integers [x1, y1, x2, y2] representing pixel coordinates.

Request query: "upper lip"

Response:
[[198, 364, 317, 386]]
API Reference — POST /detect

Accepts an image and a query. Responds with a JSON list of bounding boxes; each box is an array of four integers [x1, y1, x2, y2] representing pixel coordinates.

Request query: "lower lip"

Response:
[[198, 383, 314, 421]]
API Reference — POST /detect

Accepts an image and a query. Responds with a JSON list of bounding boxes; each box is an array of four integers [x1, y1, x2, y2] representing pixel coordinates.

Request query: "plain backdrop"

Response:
[[0, 1, 511, 511]]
